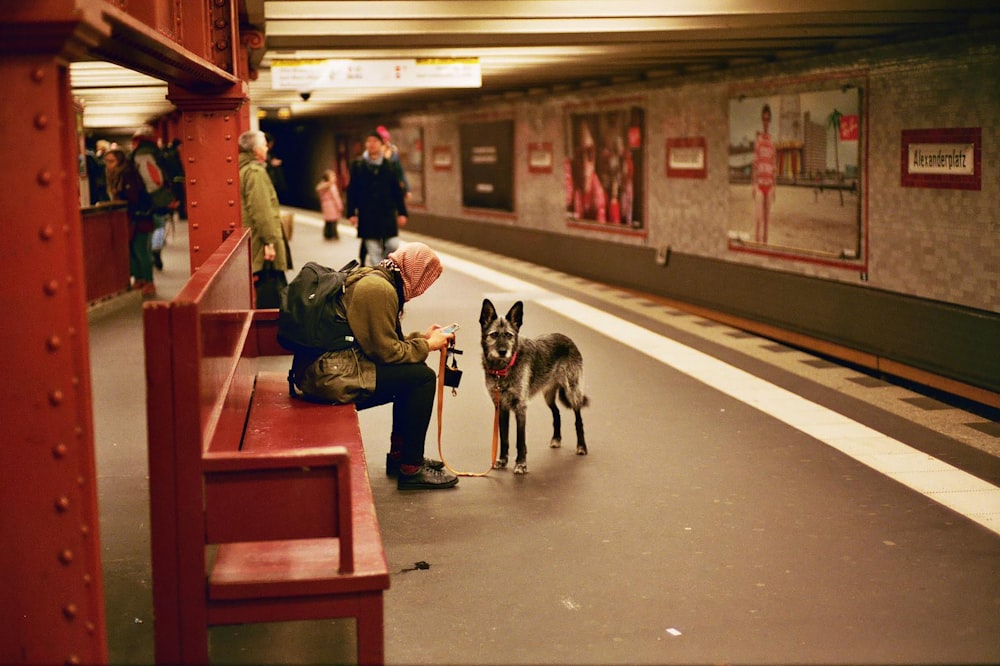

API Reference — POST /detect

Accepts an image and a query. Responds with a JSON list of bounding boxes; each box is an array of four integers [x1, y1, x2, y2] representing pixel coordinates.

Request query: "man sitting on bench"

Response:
[[292, 242, 460, 490]]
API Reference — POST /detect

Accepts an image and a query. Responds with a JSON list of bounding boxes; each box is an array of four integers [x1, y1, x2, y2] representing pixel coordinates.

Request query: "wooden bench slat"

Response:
[[209, 538, 387, 600], [241, 373, 363, 451]]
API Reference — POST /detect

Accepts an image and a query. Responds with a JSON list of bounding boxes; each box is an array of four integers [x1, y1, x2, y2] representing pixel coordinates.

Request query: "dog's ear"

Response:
[[506, 301, 524, 330], [479, 299, 498, 328]]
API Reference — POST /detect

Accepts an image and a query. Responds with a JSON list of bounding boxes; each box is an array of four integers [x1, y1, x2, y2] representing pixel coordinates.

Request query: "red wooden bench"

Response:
[[143, 229, 389, 664]]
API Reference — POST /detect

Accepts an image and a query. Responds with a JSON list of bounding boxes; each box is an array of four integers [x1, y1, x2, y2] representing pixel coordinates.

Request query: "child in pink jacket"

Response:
[[316, 169, 344, 239]]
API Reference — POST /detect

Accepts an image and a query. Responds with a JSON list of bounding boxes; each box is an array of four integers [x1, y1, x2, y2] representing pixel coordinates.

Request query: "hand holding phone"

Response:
[[440, 323, 460, 335]]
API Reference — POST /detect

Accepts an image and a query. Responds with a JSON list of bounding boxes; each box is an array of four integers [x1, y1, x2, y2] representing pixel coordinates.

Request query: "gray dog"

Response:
[[479, 299, 589, 474]]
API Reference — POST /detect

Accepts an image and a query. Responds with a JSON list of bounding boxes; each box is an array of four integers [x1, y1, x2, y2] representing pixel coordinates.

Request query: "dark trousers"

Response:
[[356, 362, 435, 466]]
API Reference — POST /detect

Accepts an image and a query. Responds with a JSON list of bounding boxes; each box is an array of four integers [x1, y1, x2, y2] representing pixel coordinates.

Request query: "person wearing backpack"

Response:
[[106, 148, 155, 297], [290, 242, 459, 490], [131, 126, 178, 271]]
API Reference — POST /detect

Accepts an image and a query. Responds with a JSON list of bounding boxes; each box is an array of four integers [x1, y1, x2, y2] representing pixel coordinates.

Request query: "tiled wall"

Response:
[[402, 32, 998, 314]]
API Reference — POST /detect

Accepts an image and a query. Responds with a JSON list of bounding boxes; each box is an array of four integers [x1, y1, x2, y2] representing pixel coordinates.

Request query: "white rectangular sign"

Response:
[[907, 143, 975, 176], [271, 58, 481, 90]]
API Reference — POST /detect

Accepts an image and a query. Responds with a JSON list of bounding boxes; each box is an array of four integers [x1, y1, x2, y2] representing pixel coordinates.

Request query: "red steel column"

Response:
[[0, 56, 107, 664], [168, 83, 251, 271]]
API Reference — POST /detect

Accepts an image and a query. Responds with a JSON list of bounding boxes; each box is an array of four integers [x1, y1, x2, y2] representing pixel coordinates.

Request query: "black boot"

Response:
[[323, 221, 338, 240], [152, 250, 163, 270]]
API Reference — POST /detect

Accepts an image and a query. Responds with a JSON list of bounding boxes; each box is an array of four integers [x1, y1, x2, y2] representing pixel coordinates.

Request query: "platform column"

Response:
[[168, 84, 251, 271], [0, 55, 107, 665]]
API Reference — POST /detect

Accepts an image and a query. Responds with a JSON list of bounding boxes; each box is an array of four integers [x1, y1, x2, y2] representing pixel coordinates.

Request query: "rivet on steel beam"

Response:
[[224, 115, 231, 122], [225, 134, 232, 141], [37, 171, 52, 186], [192, 222, 199, 230], [66, 654, 81, 665], [193, 245, 201, 253], [40, 225, 55, 240], [55, 496, 71, 512], [228, 200, 234, 206], [53, 442, 68, 458], [34, 114, 49, 130], [187, 156, 194, 163], [86, 621, 96, 634], [83, 574, 92, 586], [215, 19, 227, 29], [47, 335, 62, 351], [226, 156, 233, 163], [191, 200, 198, 207], [189, 178, 197, 185], [226, 178, 233, 185], [59, 549, 74, 565], [49, 389, 64, 406], [80, 524, 90, 537], [63, 603, 78, 620], [44, 279, 59, 295], [31, 68, 45, 82]]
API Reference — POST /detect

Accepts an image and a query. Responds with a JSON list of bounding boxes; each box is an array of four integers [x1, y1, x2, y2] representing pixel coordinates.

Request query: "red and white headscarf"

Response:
[[387, 242, 443, 301]]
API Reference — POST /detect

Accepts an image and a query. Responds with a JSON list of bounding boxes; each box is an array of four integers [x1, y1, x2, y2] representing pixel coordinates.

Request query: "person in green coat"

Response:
[[238, 130, 291, 308]]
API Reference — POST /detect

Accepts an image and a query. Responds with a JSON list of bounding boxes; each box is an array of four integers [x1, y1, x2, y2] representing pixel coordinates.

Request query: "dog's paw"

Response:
[[513, 462, 528, 475], [576, 445, 588, 456], [493, 457, 508, 470], [549, 437, 562, 449]]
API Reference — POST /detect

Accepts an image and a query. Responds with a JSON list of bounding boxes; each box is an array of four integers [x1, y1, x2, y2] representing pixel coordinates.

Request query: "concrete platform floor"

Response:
[[89, 210, 1000, 665]]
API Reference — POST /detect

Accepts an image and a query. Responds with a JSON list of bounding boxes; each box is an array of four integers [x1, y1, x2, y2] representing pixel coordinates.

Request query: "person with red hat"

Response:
[[346, 129, 409, 266]]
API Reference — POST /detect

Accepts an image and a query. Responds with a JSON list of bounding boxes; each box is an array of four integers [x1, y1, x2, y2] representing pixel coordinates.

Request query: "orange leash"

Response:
[[436, 340, 498, 477]]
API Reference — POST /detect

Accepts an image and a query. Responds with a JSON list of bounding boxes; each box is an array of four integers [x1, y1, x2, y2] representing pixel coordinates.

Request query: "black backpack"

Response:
[[277, 260, 359, 355]]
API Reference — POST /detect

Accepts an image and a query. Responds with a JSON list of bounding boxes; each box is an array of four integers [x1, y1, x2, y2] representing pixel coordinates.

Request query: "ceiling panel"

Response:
[[70, 1, 999, 132]]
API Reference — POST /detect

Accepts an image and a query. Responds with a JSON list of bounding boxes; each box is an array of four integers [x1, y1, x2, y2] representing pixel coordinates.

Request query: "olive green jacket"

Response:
[[238, 151, 289, 272]]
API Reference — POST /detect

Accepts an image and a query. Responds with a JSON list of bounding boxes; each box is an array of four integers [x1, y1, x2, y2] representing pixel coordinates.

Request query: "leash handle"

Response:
[[436, 340, 498, 477]]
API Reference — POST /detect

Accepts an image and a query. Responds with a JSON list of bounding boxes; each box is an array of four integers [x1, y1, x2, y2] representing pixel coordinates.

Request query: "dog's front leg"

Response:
[[513, 405, 528, 474], [494, 407, 510, 469]]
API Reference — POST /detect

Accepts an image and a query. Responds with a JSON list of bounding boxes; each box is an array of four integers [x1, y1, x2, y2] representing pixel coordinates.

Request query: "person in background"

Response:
[[160, 138, 186, 220], [131, 126, 177, 271], [316, 168, 344, 240], [346, 129, 408, 267], [85, 139, 110, 205], [376, 125, 410, 199], [106, 148, 155, 297], [238, 130, 291, 308], [265, 133, 289, 202]]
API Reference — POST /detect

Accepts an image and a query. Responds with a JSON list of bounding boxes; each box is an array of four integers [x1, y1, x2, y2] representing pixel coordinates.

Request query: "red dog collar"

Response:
[[486, 352, 518, 378]]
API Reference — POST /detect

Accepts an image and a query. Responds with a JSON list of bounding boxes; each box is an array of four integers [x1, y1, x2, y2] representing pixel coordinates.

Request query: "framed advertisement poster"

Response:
[[460, 120, 514, 212], [565, 105, 644, 230], [728, 83, 863, 262]]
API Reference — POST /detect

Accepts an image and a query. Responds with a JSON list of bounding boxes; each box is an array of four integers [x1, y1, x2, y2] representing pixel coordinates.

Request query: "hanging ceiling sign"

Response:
[[271, 58, 481, 90]]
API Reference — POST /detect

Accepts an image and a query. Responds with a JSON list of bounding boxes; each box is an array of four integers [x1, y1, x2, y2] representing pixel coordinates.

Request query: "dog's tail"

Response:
[[558, 388, 590, 410]]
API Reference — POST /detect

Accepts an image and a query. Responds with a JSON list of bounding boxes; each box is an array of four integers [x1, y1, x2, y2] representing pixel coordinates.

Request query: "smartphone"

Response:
[[440, 323, 460, 335]]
